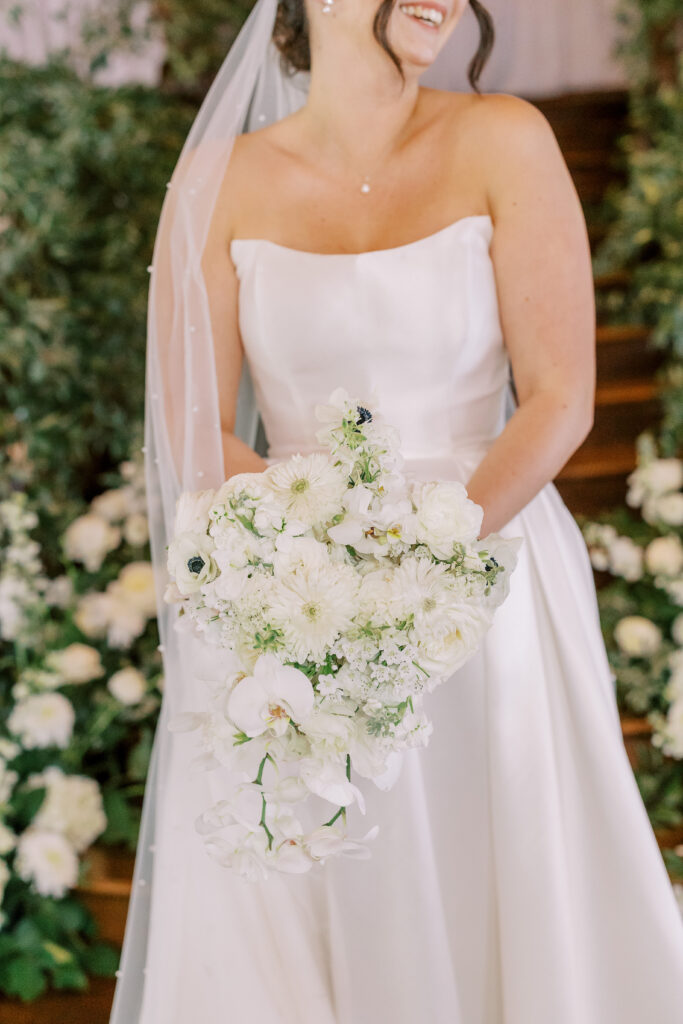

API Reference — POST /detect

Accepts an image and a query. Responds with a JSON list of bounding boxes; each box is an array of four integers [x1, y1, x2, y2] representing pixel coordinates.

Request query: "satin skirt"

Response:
[[118, 458, 683, 1024]]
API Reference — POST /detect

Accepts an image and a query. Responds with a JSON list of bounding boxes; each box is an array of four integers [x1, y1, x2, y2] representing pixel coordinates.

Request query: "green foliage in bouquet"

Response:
[[0, 56, 195, 552]]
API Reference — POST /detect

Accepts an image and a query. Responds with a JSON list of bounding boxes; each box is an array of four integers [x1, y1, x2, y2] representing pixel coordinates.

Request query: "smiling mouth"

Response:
[[398, 3, 445, 28]]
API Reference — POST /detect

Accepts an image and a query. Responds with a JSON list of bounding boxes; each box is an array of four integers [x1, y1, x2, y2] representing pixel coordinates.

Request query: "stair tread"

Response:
[[557, 440, 636, 480], [595, 379, 659, 404], [596, 323, 650, 343]]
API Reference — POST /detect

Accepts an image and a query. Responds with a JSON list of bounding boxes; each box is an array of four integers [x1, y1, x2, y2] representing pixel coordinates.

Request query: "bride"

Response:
[[110, 0, 683, 1021]]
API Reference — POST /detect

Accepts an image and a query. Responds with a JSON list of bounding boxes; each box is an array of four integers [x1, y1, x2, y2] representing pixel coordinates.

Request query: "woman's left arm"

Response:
[[465, 93, 596, 538]]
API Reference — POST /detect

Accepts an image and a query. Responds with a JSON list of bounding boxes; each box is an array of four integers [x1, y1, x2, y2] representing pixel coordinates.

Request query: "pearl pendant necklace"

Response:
[[360, 176, 371, 195]]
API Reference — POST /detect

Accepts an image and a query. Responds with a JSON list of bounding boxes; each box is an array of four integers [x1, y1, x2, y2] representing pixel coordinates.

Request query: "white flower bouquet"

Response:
[[165, 388, 522, 879]]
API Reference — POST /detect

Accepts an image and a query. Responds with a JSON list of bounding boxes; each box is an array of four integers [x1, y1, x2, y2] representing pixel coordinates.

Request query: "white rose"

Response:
[[642, 459, 683, 496], [15, 828, 79, 897], [614, 615, 662, 657], [28, 767, 106, 853], [607, 536, 644, 582], [7, 692, 75, 749], [645, 535, 683, 576], [412, 480, 483, 558], [416, 603, 491, 678], [46, 642, 104, 684], [167, 533, 218, 596], [74, 592, 112, 639], [108, 561, 157, 617], [108, 666, 147, 705], [174, 489, 216, 535], [91, 488, 130, 523], [654, 493, 683, 527], [123, 513, 149, 547], [63, 513, 121, 572]]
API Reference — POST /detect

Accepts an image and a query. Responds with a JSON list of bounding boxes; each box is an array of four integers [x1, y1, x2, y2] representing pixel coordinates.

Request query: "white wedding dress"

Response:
[[123, 212, 683, 1023]]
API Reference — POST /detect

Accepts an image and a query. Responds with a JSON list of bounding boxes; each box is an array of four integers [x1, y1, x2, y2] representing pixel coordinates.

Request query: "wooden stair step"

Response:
[[595, 379, 659, 405], [557, 440, 636, 481]]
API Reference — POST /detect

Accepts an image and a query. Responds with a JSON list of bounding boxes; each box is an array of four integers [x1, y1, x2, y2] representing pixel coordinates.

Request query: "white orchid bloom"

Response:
[[299, 756, 366, 811], [305, 823, 380, 862], [227, 654, 315, 738]]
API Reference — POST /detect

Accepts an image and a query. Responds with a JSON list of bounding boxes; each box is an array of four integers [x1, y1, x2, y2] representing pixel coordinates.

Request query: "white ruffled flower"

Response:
[[614, 615, 662, 658], [227, 654, 315, 738], [8, 693, 75, 749], [645, 535, 683, 576], [63, 513, 121, 571], [15, 828, 79, 897], [265, 454, 348, 529], [43, 575, 74, 608], [108, 561, 158, 616], [46, 643, 104, 685], [416, 603, 492, 679], [107, 666, 147, 705], [653, 492, 683, 527], [123, 513, 149, 547], [269, 564, 358, 663], [412, 480, 483, 557], [28, 767, 106, 853], [74, 592, 112, 639], [607, 536, 644, 582], [174, 489, 216, 534], [91, 488, 130, 523], [627, 458, 683, 507]]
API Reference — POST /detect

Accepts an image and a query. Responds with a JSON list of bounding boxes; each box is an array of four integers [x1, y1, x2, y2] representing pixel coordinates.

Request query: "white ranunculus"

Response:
[[412, 480, 483, 557], [271, 537, 330, 577], [654, 492, 683, 527], [91, 488, 130, 523], [74, 592, 112, 639], [15, 828, 79, 897], [107, 666, 147, 705], [28, 767, 106, 853], [109, 561, 157, 616], [214, 473, 271, 506], [174, 488, 216, 535], [167, 533, 218, 596], [105, 597, 147, 649], [8, 692, 75, 749], [63, 513, 121, 571], [46, 643, 104, 684], [123, 513, 150, 547], [265, 454, 348, 529], [607, 536, 644, 582], [269, 564, 359, 663], [645, 535, 683, 576], [227, 654, 315, 738], [614, 615, 662, 657]]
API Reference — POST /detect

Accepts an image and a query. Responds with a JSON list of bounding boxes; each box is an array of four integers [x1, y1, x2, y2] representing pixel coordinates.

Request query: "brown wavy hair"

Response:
[[273, 0, 495, 94]]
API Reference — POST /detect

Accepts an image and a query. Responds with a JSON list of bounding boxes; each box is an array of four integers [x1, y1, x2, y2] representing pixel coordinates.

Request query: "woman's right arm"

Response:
[[201, 155, 268, 480]]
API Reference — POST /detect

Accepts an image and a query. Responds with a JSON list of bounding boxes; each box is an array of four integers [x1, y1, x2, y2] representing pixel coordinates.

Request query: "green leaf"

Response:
[[2, 955, 47, 1002]]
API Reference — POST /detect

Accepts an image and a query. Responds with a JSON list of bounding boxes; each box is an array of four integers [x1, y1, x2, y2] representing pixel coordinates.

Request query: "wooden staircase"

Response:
[[2, 87, 673, 1023]]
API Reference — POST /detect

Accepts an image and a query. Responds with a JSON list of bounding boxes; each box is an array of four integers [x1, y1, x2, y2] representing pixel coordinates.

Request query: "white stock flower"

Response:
[[63, 513, 121, 571], [269, 564, 358, 663], [46, 643, 104, 684], [167, 533, 217, 596], [645, 535, 683, 576], [15, 828, 79, 897], [265, 454, 347, 529], [614, 615, 662, 658], [109, 561, 157, 616], [107, 666, 147, 705], [412, 480, 483, 557], [8, 693, 75, 749], [227, 654, 315, 738], [28, 767, 106, 853]]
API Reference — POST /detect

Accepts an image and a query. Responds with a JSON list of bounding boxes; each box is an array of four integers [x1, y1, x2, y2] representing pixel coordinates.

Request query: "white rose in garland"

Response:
[[45, 642, 104, 685], [614, 615, 662, 658], [14, 828, 79, 898], [645, 535, 683, 576], [107, 666, 147, 705], [63, 513, 120, 572], [27, 767, 106, 853], [7, 693, 75, 749]]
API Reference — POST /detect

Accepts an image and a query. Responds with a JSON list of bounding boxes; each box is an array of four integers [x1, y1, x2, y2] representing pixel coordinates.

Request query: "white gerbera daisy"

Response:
[[270, 565, 358, 663], [265, 455, 347, 528]]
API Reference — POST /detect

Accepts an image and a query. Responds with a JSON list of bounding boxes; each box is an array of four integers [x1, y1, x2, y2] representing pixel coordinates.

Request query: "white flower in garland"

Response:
[[645, 535, 683, 576], [269, 564, 359, 663], [46, 642, 105, 685], [8, 692, 75, 749], [265, 454, 348, 529], [63, 513, 121, 572], [607, 536, 644, 582], [0, 760, 19, 808], [15, 828, 79, 898], [614, 615, 662, 658], [109, 561, 158, 616], [91, 488, 131, 523], [652, 492, 683, 528], [107, 666, 147, 705], [123, 513, 149, 547], [27, 767, 106, 853], [0, 822, 17, 855]]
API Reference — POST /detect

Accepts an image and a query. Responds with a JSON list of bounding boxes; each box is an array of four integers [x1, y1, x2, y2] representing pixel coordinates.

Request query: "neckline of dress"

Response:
[[229, 212, 492, 259]]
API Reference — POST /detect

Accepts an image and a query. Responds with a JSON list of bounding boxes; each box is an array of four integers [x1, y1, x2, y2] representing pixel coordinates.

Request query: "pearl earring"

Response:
[[322, 0, 335, 12]]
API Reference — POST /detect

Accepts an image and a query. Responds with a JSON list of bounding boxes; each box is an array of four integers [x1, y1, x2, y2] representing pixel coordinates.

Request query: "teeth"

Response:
[[399, 4, 444, 25]]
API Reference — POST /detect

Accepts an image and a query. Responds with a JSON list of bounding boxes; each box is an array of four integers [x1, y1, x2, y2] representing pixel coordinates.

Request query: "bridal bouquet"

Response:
[[164, 388, 522, 879]]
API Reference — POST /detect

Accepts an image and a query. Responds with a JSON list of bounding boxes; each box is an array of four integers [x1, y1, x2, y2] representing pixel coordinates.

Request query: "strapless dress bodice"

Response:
[[230, 213, 512, 479]]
